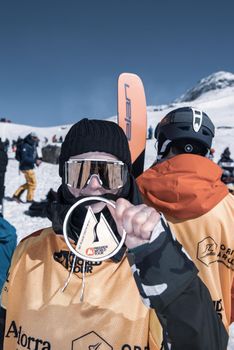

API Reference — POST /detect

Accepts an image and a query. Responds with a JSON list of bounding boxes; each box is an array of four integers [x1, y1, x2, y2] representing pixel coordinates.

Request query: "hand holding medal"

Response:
[[63, 195, 160, 262], [63, 196, 127, 262]]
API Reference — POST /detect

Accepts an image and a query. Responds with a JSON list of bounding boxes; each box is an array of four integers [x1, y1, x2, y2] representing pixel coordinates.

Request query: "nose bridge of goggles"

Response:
[[86, 173, 103, 186]]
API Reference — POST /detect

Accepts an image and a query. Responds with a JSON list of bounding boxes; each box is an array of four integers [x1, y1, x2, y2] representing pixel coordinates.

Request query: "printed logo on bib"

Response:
[[5, 320, 51, 349], [197, 236, 234, 270], [197, 236, 218, 266], [213, 299, 224, 320], [72, 331, 112, 349], [54, 250, 101, 273], [76, 207, 119, 260]]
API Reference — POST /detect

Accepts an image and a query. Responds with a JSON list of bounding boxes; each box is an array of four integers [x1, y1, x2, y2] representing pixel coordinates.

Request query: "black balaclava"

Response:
[[47, 119, 142, 245]]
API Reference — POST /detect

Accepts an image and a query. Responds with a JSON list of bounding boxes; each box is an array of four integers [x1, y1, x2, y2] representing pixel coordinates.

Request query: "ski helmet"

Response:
[[155, 107, 215, 159]]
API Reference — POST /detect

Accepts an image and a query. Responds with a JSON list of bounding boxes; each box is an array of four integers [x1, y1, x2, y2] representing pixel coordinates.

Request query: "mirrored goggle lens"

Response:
[[64, 159, 128, 190]]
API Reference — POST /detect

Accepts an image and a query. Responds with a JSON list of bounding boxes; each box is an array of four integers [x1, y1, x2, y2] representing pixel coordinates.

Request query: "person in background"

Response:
[[137, 107, 234, 332], [3, 139, 9, 154], [219, 147, 233, 164], [0, 140, 8, 215], [0, 119, 227, 350], [218, 147, 234, 189], [208, 147, 215, 160], [52, 134, 57, 143], [12, 132, 41, 203], [147, 125, 153, 139]]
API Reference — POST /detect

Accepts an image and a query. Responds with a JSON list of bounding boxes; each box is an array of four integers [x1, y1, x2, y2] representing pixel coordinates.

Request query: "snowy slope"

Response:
[[1, 71, 234, 161], [176, 71, 234, 103], [0, 121, 71, 145]]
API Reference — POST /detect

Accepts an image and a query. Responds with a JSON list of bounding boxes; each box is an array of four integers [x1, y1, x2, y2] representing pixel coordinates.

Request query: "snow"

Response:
[[176, 71, 234, 103], [4, 154, 61, 240], [1, 71, 234, 347], [0, 121, 71, 146]]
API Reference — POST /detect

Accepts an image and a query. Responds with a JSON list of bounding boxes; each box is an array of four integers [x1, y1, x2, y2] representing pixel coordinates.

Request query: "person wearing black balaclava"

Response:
[[0, 119, 227, 350]]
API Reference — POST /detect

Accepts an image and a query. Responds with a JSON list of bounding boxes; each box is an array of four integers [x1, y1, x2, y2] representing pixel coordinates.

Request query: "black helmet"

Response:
[[155, 107, 215, 159]]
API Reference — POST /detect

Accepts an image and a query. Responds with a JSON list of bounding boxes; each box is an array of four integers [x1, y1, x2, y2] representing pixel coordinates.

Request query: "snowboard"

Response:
[[117, 73, 147, 178]]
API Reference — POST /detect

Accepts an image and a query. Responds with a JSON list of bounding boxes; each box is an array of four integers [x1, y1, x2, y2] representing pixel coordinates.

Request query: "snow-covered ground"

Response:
[[4, 154, 61, 240]]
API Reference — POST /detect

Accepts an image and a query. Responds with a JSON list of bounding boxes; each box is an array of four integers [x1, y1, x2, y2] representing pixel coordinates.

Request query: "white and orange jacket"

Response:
[[137, 154, 234, 330]]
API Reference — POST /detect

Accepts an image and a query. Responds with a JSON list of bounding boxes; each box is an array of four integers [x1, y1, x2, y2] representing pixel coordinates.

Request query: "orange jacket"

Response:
[[137, 154, 234, 329]]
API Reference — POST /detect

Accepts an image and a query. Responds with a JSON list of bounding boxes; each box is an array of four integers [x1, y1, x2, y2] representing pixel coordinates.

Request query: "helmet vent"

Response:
[[202, 130, 209, 135], [179, 126, 190, 131]]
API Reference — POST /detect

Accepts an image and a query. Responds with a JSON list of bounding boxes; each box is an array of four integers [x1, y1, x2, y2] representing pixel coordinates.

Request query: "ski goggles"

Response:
[[64, 159, 129, 190]]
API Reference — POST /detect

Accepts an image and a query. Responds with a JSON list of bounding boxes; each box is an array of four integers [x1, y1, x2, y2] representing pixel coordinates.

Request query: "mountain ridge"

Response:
[[175, 71, 234, 103]]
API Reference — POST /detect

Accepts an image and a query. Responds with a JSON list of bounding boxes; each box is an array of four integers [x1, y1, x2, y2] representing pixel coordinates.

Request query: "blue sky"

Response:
[[0, 0, 234, 126]]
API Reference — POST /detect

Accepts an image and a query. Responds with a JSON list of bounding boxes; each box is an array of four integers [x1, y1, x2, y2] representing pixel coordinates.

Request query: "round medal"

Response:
[[63, 196, 126, 262]]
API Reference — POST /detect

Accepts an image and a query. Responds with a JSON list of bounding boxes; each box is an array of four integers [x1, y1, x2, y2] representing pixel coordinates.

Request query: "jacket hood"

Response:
[[137, 154, 228, 220], [24, 134, 36, 146]]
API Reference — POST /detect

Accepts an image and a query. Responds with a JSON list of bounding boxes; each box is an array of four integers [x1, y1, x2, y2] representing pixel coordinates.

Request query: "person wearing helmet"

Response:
[[0, 119, 228, 350], [137, 107, 234, 333], [153, 107, 215, 161]]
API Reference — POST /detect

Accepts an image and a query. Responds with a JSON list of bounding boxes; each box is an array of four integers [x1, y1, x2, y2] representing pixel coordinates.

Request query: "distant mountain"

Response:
[[176, 71, 234, 103]]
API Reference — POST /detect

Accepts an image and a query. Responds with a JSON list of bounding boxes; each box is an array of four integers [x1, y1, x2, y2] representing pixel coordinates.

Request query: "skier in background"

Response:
[[137, 107, 234, 333], [0, 119, 227, 349], [12, 132, 41, 203]]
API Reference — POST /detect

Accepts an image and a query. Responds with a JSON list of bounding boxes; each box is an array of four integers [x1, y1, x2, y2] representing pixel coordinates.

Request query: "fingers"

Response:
[[121, 204, 150, 235], [108, 198, 161, 244], [131, 206, 152, 234], [107, 198, 133, 236]]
